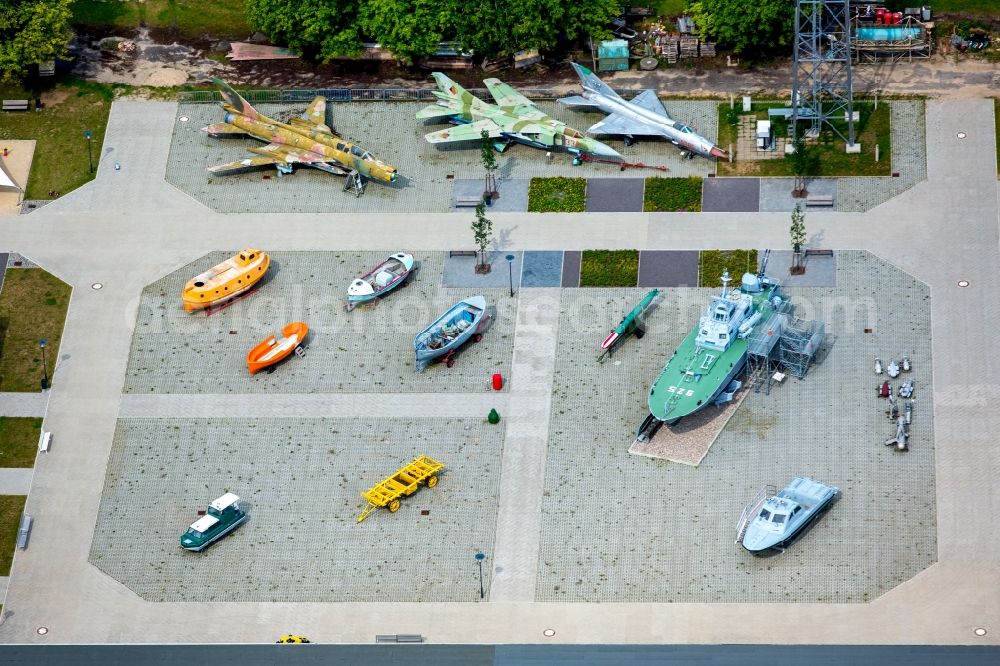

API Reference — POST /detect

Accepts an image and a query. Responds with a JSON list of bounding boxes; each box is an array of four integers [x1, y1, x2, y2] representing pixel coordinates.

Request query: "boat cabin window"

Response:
[[719, 333, 727, 340], [238, 253, 246, 261], [772, 513, 787, 524], [337, 143, 346, 151], [759, 509, 771, 521], [352, 146, 365, 157], [248, 253, 255, 260]]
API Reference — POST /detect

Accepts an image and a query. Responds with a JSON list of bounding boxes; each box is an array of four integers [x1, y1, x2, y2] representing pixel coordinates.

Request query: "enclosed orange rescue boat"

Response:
[[182, 249, 270, 312], [247, 322, 309, 374]]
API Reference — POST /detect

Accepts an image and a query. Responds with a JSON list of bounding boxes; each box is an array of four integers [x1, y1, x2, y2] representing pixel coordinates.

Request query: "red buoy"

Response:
[[492, 373, 503, 391]]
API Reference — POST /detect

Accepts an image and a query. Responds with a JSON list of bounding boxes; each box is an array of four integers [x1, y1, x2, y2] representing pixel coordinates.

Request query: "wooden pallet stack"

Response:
[[661, 35, 679, 63], [700, 42, 716, 57], [679, 37, 699, 59]]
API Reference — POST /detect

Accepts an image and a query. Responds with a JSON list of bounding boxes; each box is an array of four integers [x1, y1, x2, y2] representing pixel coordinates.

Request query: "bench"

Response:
[[448, 250, 478, 258], [805, 194, 834, 207], [376, 634, 424, 644], [453, 194, 485, 208], [38, 430, 51, 453], [805, 249, 834, 257], [16, 514, 32, 549], [2, 99, 30, 112]]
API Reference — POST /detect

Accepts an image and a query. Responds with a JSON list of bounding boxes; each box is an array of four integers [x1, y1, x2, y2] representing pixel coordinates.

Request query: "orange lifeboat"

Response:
[[182, 249, 270, 312], [247, 322, 309, 374]]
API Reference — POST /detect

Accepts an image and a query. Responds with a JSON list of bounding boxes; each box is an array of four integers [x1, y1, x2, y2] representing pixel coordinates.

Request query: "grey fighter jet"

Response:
[[559, 62, 728, 160]]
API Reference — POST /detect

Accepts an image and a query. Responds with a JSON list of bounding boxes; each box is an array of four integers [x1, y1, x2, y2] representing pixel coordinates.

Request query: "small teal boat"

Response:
[[414, 295, 494, 371], [180, 493, 247, 552], [737, 477, 838, 553]]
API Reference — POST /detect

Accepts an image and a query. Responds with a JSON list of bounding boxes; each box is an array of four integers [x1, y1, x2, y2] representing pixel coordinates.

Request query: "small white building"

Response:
[[756, 120, 773, 151]]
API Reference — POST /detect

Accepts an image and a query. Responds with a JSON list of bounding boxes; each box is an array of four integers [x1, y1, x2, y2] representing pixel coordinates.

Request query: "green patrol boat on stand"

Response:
[[637, 255, 784, 442]]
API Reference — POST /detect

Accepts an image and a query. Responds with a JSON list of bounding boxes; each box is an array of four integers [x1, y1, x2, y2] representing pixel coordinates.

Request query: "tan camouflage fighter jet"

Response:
[[202, 79, 398, 195], [417, 73, 621, 163]]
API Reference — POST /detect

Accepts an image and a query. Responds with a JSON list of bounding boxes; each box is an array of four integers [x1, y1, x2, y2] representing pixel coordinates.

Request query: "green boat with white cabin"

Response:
[[180, 493, 247, 552], [638, 260, 784, 439]]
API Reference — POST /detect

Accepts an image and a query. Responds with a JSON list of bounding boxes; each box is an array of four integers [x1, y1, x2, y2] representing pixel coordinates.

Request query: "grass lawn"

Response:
[[527, 177, 587, 212], [0, 418, 42, 468], [886, 0, 995, 17], [0, 268, 72, 392], [699, 250, 759, 288], [644, 176, 702, 212], [716, 102, 891, 178], [0, 79, 114, 200], [0, 496, 27, 576], [580, 250, 640, 287], [73, 0, 250, 41]]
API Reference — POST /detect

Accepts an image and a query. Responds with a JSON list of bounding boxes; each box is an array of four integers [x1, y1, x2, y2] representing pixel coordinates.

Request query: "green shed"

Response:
[[598, 39, 629, 72]]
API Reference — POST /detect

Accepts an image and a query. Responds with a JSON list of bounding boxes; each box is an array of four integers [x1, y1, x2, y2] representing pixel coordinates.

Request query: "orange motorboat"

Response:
[[247, 322, 309, 374], [182, 249, 270, 312]]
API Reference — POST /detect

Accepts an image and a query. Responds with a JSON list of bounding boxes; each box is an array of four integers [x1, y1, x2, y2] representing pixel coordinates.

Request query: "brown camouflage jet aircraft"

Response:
[[202, 79, 398, 195]]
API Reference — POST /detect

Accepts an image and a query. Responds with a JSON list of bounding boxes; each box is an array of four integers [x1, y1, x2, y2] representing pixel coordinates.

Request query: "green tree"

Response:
[[688, 0, 794, 57], [480, 129, 498, 199], [790, 204, 806, 253], [788, 137, 819, 196], [360, 0, 448, 64], [0, 0, 73, 83], [472, 201, 494, 273], [245, 0, 363, 61]]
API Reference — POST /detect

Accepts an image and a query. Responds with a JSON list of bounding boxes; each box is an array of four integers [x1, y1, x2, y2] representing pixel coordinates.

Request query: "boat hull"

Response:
[[346, 254, 417, 307], [414, 296, 489, 371], [247, 321, 309, 374], [182, 250, 270, 312], [181, 513, 248, 552]]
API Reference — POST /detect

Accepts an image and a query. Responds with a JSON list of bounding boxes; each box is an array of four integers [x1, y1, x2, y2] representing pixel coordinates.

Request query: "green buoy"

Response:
[[488, 408, 500, 424]]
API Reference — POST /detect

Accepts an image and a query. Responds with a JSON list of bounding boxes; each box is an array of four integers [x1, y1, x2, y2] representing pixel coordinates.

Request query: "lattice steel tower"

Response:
[[791, 0, 855, 146]]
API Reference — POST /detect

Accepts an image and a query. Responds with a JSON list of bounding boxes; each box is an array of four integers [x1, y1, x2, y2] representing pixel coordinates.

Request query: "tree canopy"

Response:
[[0, 0, 74, 82], [688, 0, 795, 57], [246, 0, 620, 63]]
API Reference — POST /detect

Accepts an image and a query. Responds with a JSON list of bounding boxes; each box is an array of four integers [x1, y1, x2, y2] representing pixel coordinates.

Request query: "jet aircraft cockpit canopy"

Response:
[[674, 123, 693, 133]]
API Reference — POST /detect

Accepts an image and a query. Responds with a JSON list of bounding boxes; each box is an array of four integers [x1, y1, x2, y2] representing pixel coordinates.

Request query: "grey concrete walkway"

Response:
[[0, 469, 33, 495], [490, 289, 561, 602], [119, 393, 509, 419], [0, 393, 47, 417], [0, 98, 997, 646]]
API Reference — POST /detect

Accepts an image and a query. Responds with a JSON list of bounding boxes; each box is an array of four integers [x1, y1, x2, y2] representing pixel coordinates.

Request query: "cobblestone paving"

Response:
[[838, 100, 927, 212], [536, 251, 935, 602], [166, 101, 717, 213], [736, 116, 787, 160], [123, 251, 514, 393], [89, 417, 503, 602]]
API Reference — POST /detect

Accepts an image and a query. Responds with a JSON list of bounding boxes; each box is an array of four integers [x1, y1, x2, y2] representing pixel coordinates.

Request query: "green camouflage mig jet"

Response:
[[416, 73, 621, 161], [202, 79, 398, 195]]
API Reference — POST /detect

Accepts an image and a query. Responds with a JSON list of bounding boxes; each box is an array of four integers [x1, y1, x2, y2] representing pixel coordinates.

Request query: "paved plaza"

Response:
[[166, 100, 717, 214], [0, 96, 997, 646], [537, 251, 934, 602], [90, 417, 503, 602], [123, 251, 515, 394]]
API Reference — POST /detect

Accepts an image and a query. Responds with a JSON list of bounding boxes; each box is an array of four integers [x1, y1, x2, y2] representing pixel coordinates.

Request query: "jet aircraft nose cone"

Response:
[[588, 140, 621, 160], [709, 146, 729, 159]]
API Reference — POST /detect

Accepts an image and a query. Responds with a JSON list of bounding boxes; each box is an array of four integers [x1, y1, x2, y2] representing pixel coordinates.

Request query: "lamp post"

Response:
[[39, 339, 49, 390], [474, 551, 486, 599], [505, 254, 515, 298], [83, 130, 93, 173]]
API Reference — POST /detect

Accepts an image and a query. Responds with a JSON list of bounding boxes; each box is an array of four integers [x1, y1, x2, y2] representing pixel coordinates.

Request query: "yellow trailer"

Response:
[[357, 455, 445, 523]]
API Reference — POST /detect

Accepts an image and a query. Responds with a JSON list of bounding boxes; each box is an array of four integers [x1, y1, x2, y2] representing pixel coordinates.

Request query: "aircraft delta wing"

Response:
[[202, 78, 398, 194], [559, 63, 728, 159]]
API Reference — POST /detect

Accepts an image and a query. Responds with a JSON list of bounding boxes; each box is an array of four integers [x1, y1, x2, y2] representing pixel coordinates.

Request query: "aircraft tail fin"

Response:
[[213, 78, 259, 120], [570, 62, 622, 101]]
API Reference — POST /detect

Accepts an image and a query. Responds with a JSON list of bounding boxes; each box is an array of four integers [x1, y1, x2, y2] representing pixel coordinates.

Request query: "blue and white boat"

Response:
[[346, 252, 416, 311], [414, 295, 493, 371], [737, 477, 838, 553]]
